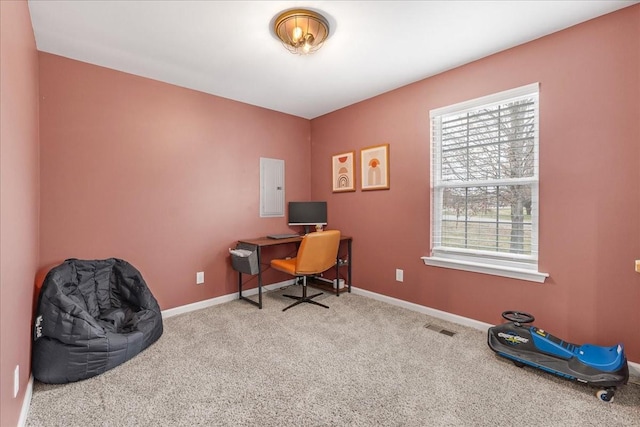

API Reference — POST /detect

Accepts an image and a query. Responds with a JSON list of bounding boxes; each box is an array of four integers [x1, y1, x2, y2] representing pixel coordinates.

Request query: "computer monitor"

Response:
[[288, 201, 327, 233]]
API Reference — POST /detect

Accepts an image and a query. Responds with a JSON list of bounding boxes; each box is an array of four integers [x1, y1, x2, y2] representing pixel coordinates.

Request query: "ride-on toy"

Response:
[[488, 311, 629, 402]]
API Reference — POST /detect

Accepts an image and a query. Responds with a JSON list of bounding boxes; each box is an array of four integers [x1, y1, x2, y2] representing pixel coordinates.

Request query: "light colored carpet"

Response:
[[27, 288, 640, 426]]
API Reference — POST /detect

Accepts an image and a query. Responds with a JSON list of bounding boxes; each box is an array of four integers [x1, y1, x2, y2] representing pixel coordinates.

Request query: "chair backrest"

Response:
[[295, 230, 341, 275]]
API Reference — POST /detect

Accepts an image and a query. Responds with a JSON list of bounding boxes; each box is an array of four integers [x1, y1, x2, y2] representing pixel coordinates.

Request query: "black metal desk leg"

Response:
[[347, 239, 352, 293], [257, 246, 263, 309]]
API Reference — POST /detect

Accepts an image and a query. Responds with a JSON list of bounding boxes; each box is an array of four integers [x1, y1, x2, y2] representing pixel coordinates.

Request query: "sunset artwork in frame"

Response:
[[332, 151, 356, 192], [360, 144, 389, 191]]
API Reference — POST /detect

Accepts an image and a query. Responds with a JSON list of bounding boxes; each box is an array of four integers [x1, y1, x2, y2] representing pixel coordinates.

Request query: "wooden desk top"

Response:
[[238, 235, 352, 247]]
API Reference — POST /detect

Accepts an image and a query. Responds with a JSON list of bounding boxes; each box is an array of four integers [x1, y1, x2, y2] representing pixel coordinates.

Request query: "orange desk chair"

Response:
[[270, 230, 341, 312]]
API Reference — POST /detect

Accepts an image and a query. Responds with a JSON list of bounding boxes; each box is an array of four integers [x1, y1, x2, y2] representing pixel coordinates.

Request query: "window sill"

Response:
[[421, 256, 548, 283]]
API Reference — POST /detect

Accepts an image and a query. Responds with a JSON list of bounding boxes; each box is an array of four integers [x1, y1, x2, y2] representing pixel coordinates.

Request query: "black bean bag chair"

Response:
[[32, 258, 163, 384]]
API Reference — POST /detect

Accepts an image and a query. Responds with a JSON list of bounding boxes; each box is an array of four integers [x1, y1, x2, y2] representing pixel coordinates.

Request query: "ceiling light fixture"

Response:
[[274, 9, 330, 55]]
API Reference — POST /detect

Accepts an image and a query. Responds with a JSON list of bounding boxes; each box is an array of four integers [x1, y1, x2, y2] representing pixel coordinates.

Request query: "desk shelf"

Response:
[[309, 280, 349, 294], [309, 257, 349, 296]]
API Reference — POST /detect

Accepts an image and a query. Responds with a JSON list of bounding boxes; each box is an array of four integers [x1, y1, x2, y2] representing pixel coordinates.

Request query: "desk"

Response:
[[235, 235, 352, 309]]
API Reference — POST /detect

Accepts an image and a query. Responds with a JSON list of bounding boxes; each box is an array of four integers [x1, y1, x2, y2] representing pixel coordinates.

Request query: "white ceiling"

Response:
[[28, 1, 637, 119]]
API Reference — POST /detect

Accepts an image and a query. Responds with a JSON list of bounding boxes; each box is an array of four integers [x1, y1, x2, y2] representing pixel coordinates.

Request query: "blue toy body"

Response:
[[487, 311, 628, 402]]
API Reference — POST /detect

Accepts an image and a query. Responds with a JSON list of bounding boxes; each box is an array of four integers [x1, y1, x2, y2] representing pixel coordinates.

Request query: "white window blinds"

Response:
[[430, 83, 540, 269]]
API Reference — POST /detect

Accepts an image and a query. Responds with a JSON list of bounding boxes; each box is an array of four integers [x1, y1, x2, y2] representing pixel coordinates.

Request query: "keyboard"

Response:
[[266, 233, 300, 240]]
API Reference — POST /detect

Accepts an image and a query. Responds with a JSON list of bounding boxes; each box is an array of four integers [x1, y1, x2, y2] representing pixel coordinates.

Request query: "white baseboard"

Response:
[[161, 279, 295, 319], [350, 286, 640, 377], [350, 287, 494, 331], [160, 284, 640, 378], [629, 361, 640, 381], [20, 284, 638, 426], [17, 375, 33, 427]]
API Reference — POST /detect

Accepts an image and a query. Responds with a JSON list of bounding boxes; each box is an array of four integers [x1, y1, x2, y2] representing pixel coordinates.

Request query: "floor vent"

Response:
[[424, 324, 456, 336]]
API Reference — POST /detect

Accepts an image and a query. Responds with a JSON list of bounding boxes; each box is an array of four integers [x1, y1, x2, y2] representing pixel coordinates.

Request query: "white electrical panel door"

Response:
[[260, 157, 285, 217]]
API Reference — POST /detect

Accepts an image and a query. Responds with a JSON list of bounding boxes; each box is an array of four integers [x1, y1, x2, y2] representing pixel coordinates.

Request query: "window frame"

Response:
[[422, 83, 548, 283]]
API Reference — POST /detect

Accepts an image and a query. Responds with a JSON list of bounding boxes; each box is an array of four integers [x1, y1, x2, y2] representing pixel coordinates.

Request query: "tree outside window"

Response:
[[430, 84, 540, 270]]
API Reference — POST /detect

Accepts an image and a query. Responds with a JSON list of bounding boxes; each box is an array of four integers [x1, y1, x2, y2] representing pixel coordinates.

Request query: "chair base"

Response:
[[282, 291, 329, 311]]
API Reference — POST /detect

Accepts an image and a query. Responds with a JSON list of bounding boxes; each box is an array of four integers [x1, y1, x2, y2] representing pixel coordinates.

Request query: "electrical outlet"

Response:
[[635, 260, 640, 273], [14, 365, 19, 398], [396, 269, 404, 282], [196, 271, 205, 285]]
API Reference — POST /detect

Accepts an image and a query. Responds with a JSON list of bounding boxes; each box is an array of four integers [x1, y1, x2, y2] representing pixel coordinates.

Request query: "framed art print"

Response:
[[332, 151, 356, 192], [360, 144, 389, 191]]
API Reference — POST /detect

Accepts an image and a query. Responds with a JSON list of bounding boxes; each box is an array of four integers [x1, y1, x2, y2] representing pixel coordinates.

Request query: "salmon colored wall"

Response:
[[38, 53, 311, 310], [311, 6, 640, 361], [0, 1, 40, 425], [33, 4, 640, 377]]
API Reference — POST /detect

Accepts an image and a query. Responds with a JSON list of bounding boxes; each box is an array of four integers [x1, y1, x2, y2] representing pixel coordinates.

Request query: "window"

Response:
[[423, 83, 548, 283]]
